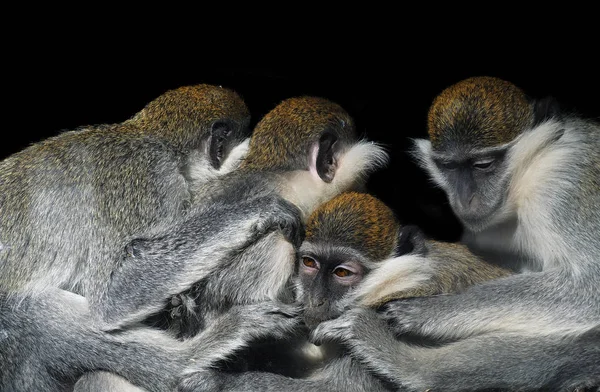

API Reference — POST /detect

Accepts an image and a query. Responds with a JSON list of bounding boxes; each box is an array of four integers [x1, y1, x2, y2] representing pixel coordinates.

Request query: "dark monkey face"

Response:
[[297, 244, 367, 330], [428, 143, 513, 232]]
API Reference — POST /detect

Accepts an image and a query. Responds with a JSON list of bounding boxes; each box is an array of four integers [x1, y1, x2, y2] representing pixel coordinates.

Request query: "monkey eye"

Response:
[[333, 267, 354, 277], [472, 159, 495, 170], [302, 257, 319, 269], [436, 160, 459, 170]]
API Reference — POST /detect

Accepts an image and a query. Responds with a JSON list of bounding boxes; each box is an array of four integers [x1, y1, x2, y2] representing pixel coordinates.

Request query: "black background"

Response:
[[4, 66, 599, 242]]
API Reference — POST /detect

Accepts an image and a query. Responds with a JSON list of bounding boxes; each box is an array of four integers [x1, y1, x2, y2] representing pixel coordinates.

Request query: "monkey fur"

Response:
[[315, 77, 600, 391], [75, 96, 388, 391], [193, 191, 512, 392], [0, 84, 250, 314]]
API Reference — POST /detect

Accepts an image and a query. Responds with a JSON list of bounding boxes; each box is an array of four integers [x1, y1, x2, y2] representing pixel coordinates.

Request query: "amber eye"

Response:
[[333, 267, 353, 277], [302, 257, 318, 269]]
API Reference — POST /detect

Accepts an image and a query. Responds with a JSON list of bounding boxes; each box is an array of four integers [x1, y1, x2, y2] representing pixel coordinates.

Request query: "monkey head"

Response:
[[241, 96, 388, 219], [297, 192, 400, 329], [427, 76, 533, 151], [129, 84, 251, 170], [242, 96, 357, 182], [414, 76, 561, 232]]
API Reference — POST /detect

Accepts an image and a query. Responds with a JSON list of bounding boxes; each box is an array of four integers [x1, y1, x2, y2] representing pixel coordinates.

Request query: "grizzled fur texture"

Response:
[[190, 192, 511, 392], [319, 77, 600, 391]]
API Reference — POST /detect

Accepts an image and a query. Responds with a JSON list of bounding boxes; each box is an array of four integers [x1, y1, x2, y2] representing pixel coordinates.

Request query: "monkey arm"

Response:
[[94, 195, 303, 330], [1, 288, 302, 392], [178, 355, 389, 392], [311, 308, 600, 391], [381, 271, 599, 341], [0, 288, 188, 392]]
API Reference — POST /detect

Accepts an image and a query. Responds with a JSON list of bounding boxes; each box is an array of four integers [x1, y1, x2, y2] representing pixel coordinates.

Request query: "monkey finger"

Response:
[[379, 299, 423, 336], [268, 302, 302, 318], [274, 199, 305, 248], [309, 318, 350, 346], [238, 302, 302, 335]]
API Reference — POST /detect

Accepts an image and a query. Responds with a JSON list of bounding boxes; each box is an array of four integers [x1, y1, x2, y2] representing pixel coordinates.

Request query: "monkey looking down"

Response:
[[0, 84, 250, 315], [153, 96, 389, 340], [192, 191, 511, 392], [315, 76, 600, 391], [0, 84, 258, 390]]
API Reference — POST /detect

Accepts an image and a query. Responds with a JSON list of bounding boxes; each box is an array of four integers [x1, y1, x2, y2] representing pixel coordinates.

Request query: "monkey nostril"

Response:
[[309, 299, 327, 308]]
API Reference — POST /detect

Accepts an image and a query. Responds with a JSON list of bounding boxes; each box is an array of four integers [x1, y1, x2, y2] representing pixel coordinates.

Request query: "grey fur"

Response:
[[177, 354, 390, 392], [312, 307, 600, 392], [369, 111, 600, 388], [189, 191, 515, 392], [0, 84, 250, 324], [0, 287, 299, 392], [72, 97, 387, 390]]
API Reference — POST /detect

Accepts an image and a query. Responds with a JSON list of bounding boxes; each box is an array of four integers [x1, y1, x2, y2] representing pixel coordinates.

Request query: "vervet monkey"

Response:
[[0, 84, 251, 322], [78, 96, 389, 390], [314, 77, 600, 391], [186, 192, 511, 392]]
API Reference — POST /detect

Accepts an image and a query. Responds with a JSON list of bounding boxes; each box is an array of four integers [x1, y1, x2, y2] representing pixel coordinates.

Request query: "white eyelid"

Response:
[[334, 264, 359, 275], [473, 158, 495, 166]]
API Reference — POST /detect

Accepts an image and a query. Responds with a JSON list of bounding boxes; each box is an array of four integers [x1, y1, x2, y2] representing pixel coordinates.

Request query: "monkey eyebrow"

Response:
[[300, 242, 367, 261], [431, 143, 511, 162]]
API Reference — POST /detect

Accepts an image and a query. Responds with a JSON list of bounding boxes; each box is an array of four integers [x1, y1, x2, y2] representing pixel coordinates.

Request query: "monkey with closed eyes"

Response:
[[72, 96, 389, 391], [186, 191, 512, 392], [313, 77, 600, 391]]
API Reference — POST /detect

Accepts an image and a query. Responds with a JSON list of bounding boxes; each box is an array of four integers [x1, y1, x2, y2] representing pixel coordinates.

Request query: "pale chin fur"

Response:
[[281, 140, 389, 220], [411, 139, 449, 190]]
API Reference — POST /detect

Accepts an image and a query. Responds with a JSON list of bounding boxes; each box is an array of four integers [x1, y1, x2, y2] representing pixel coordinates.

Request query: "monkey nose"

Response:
[[311, 299, 326, 307]]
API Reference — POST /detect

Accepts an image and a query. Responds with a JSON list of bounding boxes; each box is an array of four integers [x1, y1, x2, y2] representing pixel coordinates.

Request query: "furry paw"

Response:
[[380, 298, 427, 336], [233, 301, 302, 341], [253, 196, 305, 248], [309, 307, 366, 346]]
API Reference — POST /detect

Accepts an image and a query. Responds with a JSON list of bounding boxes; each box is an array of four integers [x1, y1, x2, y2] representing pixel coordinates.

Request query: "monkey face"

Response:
[[296, 243, 367, 330], [414, 139, 514, 233]]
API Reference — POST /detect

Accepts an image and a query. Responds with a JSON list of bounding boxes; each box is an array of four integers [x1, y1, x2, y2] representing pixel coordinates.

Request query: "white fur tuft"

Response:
[[353, 254, 435, 307], [187, 138, 250, 185], [281, 140, 388, 219], [411, 138, 449, 189]]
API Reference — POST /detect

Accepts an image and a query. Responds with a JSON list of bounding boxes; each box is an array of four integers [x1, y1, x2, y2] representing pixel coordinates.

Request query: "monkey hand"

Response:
[[380, 296, 447, 338], [229, 301, 302, 342], [184, 301, 301, 373], [252, 196, 305, 248], [309, 307, 375, 347]]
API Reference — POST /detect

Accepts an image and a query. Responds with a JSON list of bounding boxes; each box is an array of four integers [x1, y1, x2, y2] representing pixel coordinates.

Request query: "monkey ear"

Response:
[[395, 225, 427, 256], [315, 131, 338, 183], [533, 96, 561, 126], [208, 120, 232, 169]]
